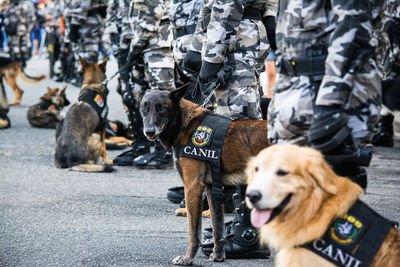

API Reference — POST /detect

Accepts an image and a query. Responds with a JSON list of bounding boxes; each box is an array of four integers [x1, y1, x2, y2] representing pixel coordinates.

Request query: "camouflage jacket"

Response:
[[105, 0, 133, 48], [4, 1, 35, 35], [65, 0, 107, 25], [276, 0, 377, 107], [169, 0, 202, 60], [129, 0, 172, 52], [194, 0, 278, 64]]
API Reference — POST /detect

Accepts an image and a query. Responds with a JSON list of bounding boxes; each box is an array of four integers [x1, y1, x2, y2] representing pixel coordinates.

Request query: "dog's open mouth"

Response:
[[146, 135, 158, 141], [250, 193, 293, 228]]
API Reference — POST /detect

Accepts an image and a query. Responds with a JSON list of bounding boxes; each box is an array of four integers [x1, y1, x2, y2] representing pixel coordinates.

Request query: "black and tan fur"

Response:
[[27, 87, 70, 128], [55, 57, 114, 172], [139, 86, 269, 265], [0, 57, 46, 105]]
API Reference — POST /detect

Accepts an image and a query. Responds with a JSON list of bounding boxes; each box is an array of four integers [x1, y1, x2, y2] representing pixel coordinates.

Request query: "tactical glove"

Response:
[[262, 16, 277, 51], [183, 51, 202, 74], [68, 24, 80, 43]]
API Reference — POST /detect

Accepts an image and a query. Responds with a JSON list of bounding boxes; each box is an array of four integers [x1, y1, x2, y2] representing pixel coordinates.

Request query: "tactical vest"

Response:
[[175, 114, 232, 201], [302, 200, 396, 267], [33, 99, 57, 111], [78, 88, 108, 121]]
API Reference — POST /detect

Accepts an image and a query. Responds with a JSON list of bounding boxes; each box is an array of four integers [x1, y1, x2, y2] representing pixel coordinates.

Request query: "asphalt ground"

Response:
[[0, 56, 399, 267]]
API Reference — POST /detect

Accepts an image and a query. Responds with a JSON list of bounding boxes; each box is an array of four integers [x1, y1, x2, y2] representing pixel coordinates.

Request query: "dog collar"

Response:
[[301, 200, 396, 267]]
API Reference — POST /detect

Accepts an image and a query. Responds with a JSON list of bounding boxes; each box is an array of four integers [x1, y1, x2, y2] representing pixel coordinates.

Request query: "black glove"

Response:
[[183, 51, 202, 74], [262, 16, 277, 51], [110, 33, 120, 47], [387, 19, 400, 46], [127, 45, 142, 65], [199, 61, 222, 82], [68, 24, 80, 43]]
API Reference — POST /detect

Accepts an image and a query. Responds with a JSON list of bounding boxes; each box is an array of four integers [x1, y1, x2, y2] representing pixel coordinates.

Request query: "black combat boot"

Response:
[[134, 141, 173, 169], [201, 187, 270, 259], [372, 114, 394, 147], [113, 136, 150, 166]]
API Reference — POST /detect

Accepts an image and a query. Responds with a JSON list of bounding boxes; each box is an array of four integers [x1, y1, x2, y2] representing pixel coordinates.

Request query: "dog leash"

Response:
[[101, 61, 132, 87], [186, 82, 220, 121]]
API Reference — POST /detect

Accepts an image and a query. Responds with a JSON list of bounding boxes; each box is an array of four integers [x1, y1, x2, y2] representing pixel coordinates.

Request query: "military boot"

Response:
[[372, 114, 394, 147], [201, 187, 270, 259], [113, 138, 150, 166], [134, 141, 173, 169]]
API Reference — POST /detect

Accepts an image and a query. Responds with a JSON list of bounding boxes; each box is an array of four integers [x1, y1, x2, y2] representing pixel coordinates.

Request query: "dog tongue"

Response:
[[251, 209, 272, 228]]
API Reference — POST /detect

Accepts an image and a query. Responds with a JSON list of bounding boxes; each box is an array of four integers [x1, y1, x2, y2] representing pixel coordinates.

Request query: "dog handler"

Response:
[[183, 0, 278, 259], [268, 1, 382, 189]]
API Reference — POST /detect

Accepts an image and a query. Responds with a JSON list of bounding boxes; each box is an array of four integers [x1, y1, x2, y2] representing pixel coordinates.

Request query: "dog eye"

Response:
[[255, 166, 259, 172], [276, 170, 288, 176]]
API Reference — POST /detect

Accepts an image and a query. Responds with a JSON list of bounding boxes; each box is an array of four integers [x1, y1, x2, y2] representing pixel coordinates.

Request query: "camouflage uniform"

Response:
[[197, 0, 278, 120], [3, 0, 35, 64], [168, 0, 202, 66], [129, 0, 175, 101], [381, 0, 400, 79], [64, 0, 107, 63], [268, 0, 382, 145]]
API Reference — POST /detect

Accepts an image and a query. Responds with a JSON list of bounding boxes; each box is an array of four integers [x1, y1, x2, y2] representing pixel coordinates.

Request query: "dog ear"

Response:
[[99, 57, 108, 73], [169, 83, 189, 103], [79, 57, 88, 70], [303, 147, 337, 195]]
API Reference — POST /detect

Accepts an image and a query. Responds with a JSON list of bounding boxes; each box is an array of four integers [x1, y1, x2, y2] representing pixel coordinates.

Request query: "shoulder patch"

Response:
[[331, 214, 363, 245], [94, 94, 104, 108]]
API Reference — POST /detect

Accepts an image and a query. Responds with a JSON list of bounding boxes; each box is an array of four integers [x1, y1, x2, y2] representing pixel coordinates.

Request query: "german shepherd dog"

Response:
[[27, 87, 70, 128], [139, 86, 269, 265], [0, 57, 46, 105], [55, 57, 114, 172]]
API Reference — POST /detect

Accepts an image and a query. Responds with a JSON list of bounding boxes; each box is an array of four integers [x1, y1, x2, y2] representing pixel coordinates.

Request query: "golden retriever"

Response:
[[245, 144, 400, 267]]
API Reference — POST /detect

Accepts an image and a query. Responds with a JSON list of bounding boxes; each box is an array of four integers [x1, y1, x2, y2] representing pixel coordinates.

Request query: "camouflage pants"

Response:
[[72, 16, 103, 63], [131, 47, 175, 103], [8, 34, 31, 62], [268, 59, 382, 145], [212, 19, 268, 120]]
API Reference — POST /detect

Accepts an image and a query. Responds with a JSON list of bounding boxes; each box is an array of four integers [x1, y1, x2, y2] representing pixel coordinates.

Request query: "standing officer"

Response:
[[3, 0, 35, 67], [268, 1, 381, 188], [113, 0, 176, 169], [183, 0, 278, 259], [64, 0, 107, 64]]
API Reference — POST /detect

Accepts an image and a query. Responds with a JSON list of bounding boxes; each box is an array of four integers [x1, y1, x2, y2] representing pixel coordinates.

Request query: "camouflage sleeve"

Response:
[[191, 1, 212, 53], [203, 0, 246, 64], [105, 0, 119, 35], [67, 0, 91, 25], [262, 0, 278, 17], [315, 1, 374, 107], [129, 0, 163, 50]]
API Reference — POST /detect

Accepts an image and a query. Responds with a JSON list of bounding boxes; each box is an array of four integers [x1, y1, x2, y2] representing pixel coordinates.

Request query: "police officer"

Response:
[[64, 0, 107, 64], [182, 0, 278, 259], [268, 1, 381, 189], [3, 0, 35, 67], [113, 0, 175, 169], [372, 0, 400, 147]]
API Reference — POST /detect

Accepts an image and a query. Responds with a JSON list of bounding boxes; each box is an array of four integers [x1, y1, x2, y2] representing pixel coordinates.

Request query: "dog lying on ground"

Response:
[[139, 86, 269, 265], [246, 144, 400, 267], [27, 87, 70, 128], [0, 57, 46, 105], [55, 57, 114, 172]]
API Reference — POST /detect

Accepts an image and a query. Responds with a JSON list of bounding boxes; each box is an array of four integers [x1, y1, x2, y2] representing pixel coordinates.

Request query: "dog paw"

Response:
[[104, 159, 113, 165], [209, 252, 225, 262], [172, 255, 193, 265]]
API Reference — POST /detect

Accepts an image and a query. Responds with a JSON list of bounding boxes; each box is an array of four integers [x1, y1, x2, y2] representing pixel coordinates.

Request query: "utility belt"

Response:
[[278, 55, 327, 76], [243, 6, 262, 20], [173, 24, 196, 39]]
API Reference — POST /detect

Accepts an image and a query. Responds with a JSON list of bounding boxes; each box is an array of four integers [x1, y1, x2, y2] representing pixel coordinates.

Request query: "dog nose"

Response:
[[145, 130, 155, 137], [246, 190, 262, 204]]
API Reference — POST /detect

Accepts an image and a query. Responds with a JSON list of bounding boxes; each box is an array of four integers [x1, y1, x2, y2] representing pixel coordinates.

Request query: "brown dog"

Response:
[[0, 58, 46, 105], [55, 57, 114, 172], [139, 86, 269, 265], [246, 144, 400, 267], [27, 87, 70, 128]]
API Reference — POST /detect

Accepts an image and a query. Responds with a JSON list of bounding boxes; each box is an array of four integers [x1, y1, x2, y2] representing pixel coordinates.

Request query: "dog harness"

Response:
[[33, 99, 57, 111], [302, 200, 396, 267], [175, 114, 232, 202], [78, 88, 108, 121]]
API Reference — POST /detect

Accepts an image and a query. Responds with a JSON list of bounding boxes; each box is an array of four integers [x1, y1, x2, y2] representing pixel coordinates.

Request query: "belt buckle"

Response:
[[290, 58, 297, 76]]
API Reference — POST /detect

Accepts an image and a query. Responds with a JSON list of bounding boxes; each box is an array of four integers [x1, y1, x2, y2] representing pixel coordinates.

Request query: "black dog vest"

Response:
[[175, 114, 232, 202], [302, 200, 396, 267], [78, 88, 108, 121], [34, 99, 57, 111]]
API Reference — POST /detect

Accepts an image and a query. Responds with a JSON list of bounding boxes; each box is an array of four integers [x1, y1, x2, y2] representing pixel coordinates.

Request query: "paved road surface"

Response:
[[0, 56, 399, 266]]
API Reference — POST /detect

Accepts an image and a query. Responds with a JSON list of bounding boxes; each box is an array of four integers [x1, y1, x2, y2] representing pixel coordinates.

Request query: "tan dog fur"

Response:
[[246, 144, 400, 267]]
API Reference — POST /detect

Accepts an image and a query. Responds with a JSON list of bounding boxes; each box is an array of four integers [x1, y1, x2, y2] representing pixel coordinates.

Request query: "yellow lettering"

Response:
[[355, 221, 362, 228], [348, 216, 355, 223]]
